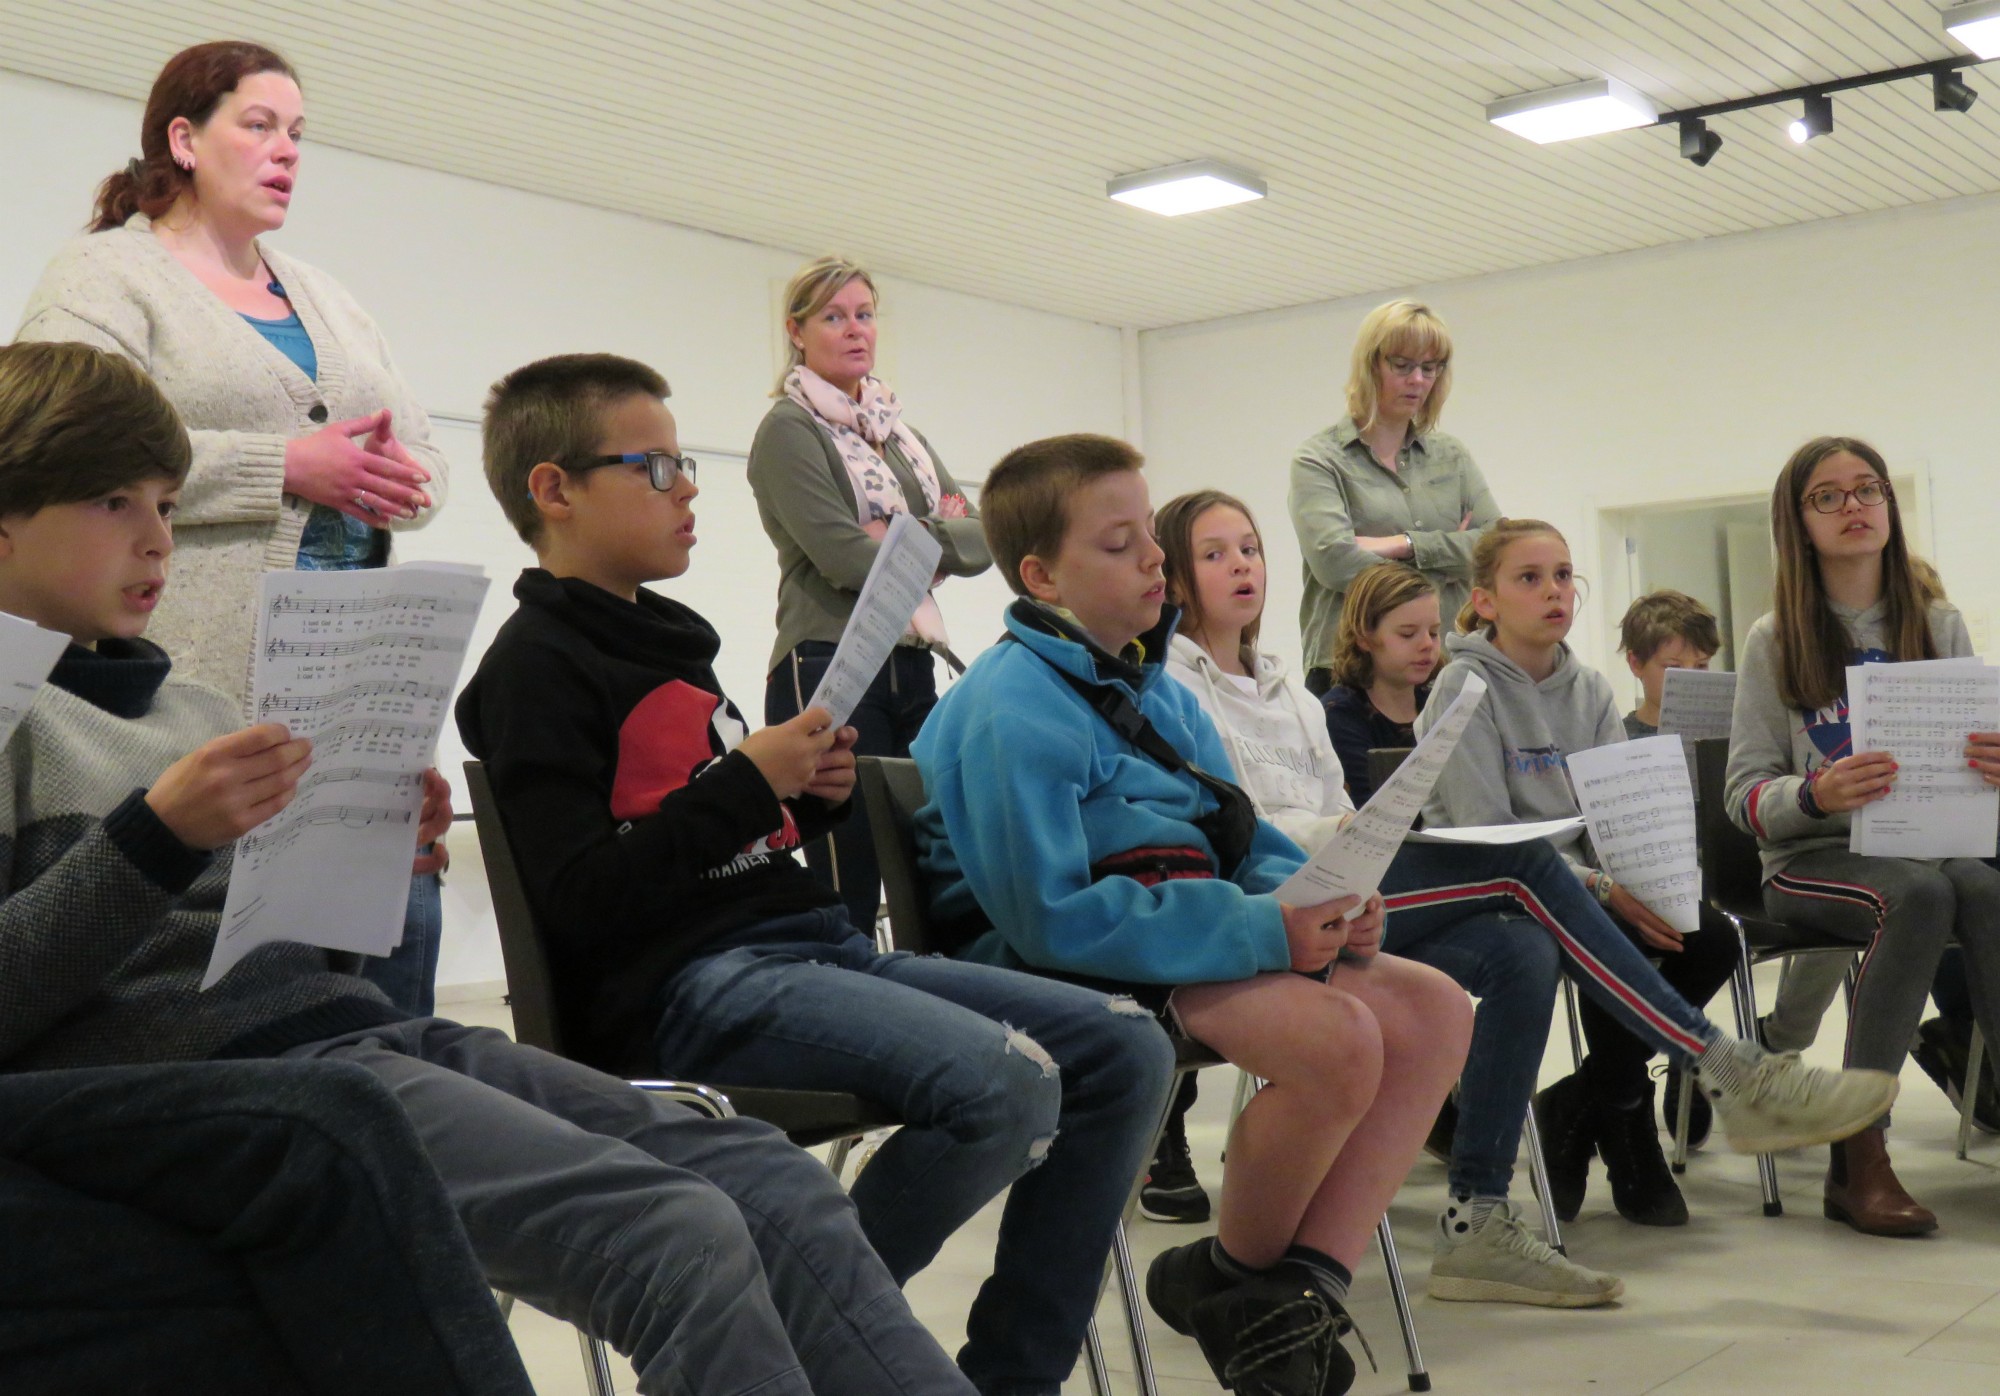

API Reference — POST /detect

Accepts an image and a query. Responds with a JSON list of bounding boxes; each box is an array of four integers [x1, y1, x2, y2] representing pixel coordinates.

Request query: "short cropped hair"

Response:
[[482, 353, 670, 546], [0, 341, 191, 517], [1618, 589, 1720, 663], [982, 433, 1144, 598]]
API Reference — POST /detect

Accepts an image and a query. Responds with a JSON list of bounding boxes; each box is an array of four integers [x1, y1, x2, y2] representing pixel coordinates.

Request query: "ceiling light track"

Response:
[[1656, 55, 1982, 127]]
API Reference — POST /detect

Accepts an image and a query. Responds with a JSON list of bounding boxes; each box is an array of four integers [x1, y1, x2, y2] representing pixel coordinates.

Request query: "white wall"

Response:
[[1139, 192, 2000, 682], [4, 67, 1126, 991]]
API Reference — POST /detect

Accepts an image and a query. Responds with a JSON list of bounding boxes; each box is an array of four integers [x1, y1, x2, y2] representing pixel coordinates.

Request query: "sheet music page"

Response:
[[0, 610, 71, 751], [806, 513, 944, 729], [1658, 669, 1736, 742], [1565, 736, 1702, 934], [206, 563, 489, 989], [1406, 817, 1585, 846], [1848, 658, 2000, 859], [1274, 673, 1486, 907]]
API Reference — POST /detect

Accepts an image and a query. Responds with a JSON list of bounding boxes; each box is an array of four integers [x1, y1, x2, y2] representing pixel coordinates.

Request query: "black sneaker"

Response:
[[1145, 1238, 1233, 1337], [1912, 1017, 2000, 1134], [1140, 1122, 1213, 1223], [1594, 1080, 1688, 1227], [1187, 1262, 1354, 1396], [1659, 1064, 1713, 1152], [1532, 1070, 1594, 1223]]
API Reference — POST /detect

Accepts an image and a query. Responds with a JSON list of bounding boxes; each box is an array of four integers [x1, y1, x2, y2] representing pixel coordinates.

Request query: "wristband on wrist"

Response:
[[1798, 772, 1828, 820], [1590, 870, 1616, 905]]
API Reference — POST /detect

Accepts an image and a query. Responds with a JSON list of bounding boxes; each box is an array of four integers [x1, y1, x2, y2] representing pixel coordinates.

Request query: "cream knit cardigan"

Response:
[[15, 215, 449, 712]]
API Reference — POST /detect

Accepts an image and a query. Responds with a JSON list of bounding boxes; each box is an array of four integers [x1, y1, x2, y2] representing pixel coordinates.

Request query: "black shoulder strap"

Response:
[[1001, 631, 1256, 875]]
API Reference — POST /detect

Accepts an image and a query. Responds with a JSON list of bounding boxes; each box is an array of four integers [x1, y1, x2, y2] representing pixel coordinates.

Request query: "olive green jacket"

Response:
[[1288, 416, 1498, 673]]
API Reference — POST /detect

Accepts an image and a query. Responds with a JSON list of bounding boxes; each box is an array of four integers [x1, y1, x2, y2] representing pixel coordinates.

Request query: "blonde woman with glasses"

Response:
[[1289, 299, 1499, 695]]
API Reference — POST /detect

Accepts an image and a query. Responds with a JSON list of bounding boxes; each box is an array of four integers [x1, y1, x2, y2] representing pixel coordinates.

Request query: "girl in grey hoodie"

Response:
[[1157, 493, 1894, 1306], [1421, 520, 1813, 1230]]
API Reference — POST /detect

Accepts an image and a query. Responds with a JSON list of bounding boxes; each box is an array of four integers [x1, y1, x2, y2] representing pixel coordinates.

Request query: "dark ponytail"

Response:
[[89, 40, 297, 232]]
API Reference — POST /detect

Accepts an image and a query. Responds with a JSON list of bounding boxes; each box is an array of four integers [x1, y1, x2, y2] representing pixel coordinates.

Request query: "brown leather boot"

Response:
[[1823, 1128, 1938, 1236]]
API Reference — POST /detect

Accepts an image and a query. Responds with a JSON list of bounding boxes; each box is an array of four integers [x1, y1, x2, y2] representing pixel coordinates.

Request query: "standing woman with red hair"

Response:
[[17, 41, 452, 1013]]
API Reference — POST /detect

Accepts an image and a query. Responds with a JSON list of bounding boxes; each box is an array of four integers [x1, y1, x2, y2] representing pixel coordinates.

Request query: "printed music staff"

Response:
[[1565, 735, 1703, 935], [1847, 658, 2000, 860], [207, 562, 489, 989]]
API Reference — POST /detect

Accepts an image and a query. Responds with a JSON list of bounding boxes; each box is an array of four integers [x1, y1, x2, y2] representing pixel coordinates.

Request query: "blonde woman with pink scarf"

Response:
[[750, 256, 991, 927]]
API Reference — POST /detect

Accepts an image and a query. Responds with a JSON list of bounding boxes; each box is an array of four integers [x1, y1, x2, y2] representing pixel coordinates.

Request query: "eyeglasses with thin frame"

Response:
[[569, 451, 698, 492], [1801, 479, 1890, 515], [1384, 355, 1448, 379]]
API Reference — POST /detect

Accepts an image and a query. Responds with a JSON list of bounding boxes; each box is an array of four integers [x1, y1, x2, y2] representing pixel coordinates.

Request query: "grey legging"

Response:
[[1763, 851, 2000, 1124]]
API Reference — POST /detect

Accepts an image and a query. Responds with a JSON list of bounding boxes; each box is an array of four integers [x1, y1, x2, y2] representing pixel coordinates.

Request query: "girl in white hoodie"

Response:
[[1158, 491, 1898, 1304]]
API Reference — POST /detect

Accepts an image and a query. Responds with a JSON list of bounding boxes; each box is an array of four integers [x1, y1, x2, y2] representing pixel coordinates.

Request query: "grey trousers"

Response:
[[1763, 851, 2000, 1125], [1761, 951, 1856, 1052], [289, 1019, 972, 1396]]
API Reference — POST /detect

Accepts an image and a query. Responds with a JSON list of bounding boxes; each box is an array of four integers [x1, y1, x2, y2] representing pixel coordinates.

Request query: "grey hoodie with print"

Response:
[[1416, 631, 1625, 874]]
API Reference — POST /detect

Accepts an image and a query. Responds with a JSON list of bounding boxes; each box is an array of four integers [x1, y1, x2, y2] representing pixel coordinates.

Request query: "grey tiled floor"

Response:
[[445, 966, 2000, 1395]]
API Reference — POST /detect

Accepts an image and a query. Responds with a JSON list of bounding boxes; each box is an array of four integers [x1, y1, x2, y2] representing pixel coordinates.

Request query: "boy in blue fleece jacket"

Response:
[[913, 433, 1473, 1396], [457, 355, 1174, 1396]]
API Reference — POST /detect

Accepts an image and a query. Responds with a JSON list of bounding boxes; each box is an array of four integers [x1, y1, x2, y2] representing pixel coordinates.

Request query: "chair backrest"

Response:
[[856, 757, 938, 956], [1694, 738, 1765, 917], [463, 760, 568, 1058], [1367, 746, 1413, 798]]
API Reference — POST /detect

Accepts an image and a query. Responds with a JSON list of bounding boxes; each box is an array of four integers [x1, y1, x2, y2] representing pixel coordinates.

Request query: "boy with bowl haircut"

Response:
[[0, 340, 973, 1396], [1617, 589, 1720, 741], [911, 433, 1473, 1396], [456, 354, 1173, 1396]]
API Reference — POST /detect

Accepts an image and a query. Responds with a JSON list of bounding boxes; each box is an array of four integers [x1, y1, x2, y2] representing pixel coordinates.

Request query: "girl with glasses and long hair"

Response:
[[1724, 435, 2000, 1236]]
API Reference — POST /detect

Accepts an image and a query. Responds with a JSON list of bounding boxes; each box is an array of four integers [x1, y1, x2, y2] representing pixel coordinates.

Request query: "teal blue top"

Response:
[[242, 304, 385, 572]]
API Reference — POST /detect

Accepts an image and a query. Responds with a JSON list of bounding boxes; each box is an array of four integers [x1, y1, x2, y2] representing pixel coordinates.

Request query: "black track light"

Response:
[[1935, 69, 1979, 113], [1787, 92, 1834, 144], [1679, 118, 1724, 166]]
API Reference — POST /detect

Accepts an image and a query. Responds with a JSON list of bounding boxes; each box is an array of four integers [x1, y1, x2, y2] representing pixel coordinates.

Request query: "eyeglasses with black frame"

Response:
[[1802, 479, 1890, 514], [567, 451, 697, 492]]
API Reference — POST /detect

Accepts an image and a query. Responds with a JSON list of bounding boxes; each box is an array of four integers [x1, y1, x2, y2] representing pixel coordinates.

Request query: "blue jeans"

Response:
[[361, 867, 442, 1017], [767, 642, 940, 930], [1379, 839, 1719, 1198], [651, 910, 1176, 1396]]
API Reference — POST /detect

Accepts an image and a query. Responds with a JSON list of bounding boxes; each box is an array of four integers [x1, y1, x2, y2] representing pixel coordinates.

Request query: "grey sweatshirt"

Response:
[[0, 642, 401, 1072], [1417, 631, 1624, 874], [1723, 598, 1971, 880]]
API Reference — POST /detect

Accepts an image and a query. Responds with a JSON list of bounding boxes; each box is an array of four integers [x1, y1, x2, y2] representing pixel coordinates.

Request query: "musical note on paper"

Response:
[[806, 513, 944, 730], [1565, 736, 1703, 934], [0, 610, 70, 753], [1658, 669, 1736, 743], [207, 562, 489, 989], [1275, 673, 1487, 908], [1848, 658, 2000, 859]]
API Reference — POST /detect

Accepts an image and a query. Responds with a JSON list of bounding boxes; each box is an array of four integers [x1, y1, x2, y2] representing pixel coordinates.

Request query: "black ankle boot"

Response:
[[1532, 1070, 1594, 1223], [1595, 1079, 1689, 1227]]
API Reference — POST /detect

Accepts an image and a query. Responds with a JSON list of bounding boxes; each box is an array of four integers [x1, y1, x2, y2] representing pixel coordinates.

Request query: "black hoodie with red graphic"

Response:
[[456, 569, 846, 1073]]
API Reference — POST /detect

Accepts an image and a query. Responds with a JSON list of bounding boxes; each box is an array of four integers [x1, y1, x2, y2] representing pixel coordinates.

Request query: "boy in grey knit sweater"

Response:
[[0, 342, 972, 1396]]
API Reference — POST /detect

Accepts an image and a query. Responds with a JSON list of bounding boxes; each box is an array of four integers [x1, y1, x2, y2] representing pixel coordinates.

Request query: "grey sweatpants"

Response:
[[1763, 851, 2000, 1126], [1761, 951, 1855, 1053], [289, 1018, 972, 1396]]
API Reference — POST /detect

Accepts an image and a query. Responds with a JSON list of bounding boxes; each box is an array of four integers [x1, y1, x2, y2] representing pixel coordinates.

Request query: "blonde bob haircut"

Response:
[[1331, 564, 1438, 690], [1345, 299, 1454, 435], [773, 254, 878, 395]]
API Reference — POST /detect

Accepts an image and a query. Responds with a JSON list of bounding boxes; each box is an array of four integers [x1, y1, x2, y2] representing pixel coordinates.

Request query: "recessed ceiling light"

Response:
[[1944, 0, 2000, 60], [1106, 160, 1267, 216], [1485, 78, 1659, 144]]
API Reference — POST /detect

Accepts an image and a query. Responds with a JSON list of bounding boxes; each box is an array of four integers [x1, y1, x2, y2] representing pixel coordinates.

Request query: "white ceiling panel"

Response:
[[3, 1, 1992, 326]]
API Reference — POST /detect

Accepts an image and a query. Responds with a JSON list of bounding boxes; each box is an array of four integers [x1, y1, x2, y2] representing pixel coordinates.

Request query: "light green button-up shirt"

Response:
[[1287, 416, 1500, 674]]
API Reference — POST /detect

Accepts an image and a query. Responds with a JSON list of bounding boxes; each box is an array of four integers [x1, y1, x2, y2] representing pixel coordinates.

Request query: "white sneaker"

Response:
[[1427, 1200, 1624, 1308], [1703, 1052, 1899, 1154]]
